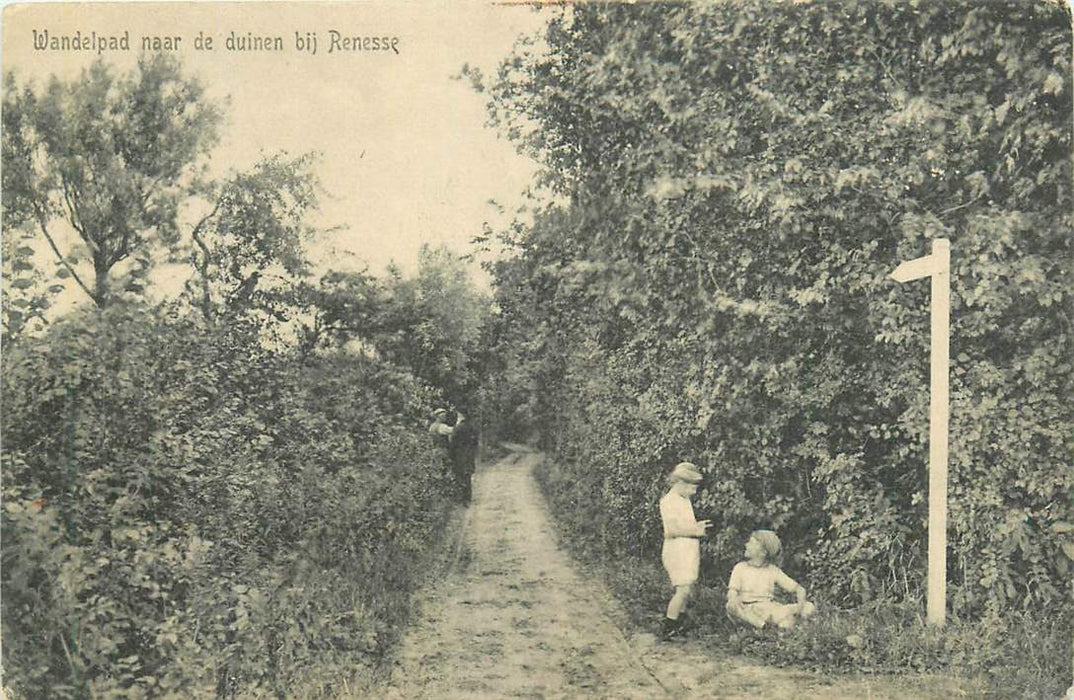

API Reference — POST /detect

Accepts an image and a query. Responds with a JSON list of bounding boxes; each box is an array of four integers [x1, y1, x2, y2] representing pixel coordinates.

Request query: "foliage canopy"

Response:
[[3, 55, 222, 306], [478, 0, 1072, 612]]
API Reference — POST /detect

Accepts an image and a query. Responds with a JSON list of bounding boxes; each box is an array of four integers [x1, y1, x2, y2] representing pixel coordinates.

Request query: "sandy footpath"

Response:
[[373, 448, 981, 699]]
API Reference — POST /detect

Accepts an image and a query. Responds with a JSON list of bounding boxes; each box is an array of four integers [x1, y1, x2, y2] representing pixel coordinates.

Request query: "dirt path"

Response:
[[375, 448, 980, 699]]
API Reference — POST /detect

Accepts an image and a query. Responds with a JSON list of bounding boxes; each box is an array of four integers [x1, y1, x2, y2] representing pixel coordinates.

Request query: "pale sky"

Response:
[[2, 1, 551, 298]]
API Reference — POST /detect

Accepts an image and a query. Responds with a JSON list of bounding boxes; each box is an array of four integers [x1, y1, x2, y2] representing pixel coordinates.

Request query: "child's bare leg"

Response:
[[666, 584, 693, 619]]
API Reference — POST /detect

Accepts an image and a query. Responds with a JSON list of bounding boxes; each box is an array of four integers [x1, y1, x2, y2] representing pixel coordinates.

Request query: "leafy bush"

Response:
[[726, 601, 1072, 698], [480, 0, 1072, 616], [1, 301, 455, 697]]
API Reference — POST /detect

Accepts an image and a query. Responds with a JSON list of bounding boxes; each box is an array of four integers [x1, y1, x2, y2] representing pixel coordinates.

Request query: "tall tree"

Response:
[[2, 55, 221, 307], [292, 269, 384, 358], [186, 152, 319, 325], [375, 245, 490, 406]]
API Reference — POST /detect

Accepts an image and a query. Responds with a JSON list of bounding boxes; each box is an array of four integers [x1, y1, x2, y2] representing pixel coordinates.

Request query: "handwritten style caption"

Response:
[[31, 30, 402, 55]]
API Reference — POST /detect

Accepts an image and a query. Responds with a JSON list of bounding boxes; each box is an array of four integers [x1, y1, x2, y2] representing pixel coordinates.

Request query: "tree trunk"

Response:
[[93, 253, 111, 308]]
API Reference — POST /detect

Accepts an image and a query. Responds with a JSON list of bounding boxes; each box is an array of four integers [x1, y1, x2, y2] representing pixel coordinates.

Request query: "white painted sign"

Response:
[[889, 238, 951, 627]]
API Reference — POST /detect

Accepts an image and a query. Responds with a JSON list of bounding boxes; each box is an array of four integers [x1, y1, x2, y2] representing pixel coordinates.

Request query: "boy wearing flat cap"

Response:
[[659, 461, 710, 640]]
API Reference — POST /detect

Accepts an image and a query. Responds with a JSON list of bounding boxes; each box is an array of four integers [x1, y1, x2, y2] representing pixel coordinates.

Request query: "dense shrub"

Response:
[[1, 302, 454, 697], [480, 0, 1072, 615], [725, 600, 1072, 697]]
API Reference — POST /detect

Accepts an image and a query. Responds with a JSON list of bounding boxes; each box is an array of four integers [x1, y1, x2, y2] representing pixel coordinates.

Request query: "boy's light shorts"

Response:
[[662, 538, 700, 586]]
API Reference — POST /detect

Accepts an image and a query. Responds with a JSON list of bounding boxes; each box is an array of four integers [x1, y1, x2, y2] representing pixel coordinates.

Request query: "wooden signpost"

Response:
[[890, 238, 950, 627]]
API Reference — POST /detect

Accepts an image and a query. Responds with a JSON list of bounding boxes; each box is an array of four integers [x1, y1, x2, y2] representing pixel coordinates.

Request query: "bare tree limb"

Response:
[[938, 192, 984, 218], [137, 173, 165, 208], [59, 177, 90, 245], [58, 631, 80, 686], [33, 204, 96, 303], [189, 201, 221, 322], [189, 201, 219, 270], [57, 171, 99, 256]]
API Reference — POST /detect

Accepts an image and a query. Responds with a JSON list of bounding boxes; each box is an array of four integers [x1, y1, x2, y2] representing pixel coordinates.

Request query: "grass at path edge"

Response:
[[532, 451, 1072, 700]]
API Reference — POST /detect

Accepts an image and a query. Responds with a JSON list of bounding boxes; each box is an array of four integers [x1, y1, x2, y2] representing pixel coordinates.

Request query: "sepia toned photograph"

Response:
[[2, 1, 1071, 698]]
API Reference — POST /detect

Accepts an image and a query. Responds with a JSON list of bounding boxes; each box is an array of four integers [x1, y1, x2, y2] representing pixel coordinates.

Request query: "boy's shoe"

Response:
[[660, 616, 682, 641]]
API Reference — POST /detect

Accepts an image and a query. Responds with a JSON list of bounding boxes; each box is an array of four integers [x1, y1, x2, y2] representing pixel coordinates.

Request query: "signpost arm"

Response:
[[927, 238, 950, 627]]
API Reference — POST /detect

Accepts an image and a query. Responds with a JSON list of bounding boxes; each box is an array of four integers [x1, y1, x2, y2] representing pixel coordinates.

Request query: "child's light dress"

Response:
[[659, 491, 701, 586], [727, 561, 801, 626]]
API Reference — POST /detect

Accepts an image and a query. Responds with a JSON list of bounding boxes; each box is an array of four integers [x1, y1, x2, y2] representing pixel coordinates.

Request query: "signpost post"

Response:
[[890, 238, 950, 627]]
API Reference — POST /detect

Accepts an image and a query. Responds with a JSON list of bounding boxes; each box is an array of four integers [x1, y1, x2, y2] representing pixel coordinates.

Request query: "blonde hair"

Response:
[[751, 529, 783, 564]]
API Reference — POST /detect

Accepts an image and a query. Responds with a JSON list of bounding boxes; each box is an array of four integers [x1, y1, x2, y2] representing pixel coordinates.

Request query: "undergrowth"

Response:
[[0, 307, 461, 698], [535, 454, 1073, 699]]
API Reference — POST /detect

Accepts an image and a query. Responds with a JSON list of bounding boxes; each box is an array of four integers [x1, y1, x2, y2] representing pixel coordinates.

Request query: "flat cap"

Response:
[[670, 462, 703, 484]]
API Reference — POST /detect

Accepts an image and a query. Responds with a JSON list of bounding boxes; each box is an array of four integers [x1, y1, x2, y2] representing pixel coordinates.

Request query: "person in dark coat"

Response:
[[448, 410, 479, 505]]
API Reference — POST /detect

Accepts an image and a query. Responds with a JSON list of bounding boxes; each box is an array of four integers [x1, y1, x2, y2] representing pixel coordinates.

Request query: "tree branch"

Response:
[[189, 202, 219, 270], [113, 220, 139, 268], [137, 173, 165, 208], [33, 204, 96, 303], [59, 175, 93, 251], [937, 192, 984, 219], [59, 630, 80, 687], [189, 201, 220, 322]]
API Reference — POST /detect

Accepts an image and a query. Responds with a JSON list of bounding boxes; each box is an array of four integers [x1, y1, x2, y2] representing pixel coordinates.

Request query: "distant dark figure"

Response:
[[448, 411, 479, 505]]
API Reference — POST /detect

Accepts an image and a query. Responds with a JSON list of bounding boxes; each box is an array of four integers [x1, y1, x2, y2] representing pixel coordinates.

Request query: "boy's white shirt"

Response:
[[659, 491, 702, 538]]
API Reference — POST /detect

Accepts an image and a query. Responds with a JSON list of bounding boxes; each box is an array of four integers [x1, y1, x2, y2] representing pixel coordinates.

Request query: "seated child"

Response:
[[726, 529, 816, 630], [659, 462, 711, 640]]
